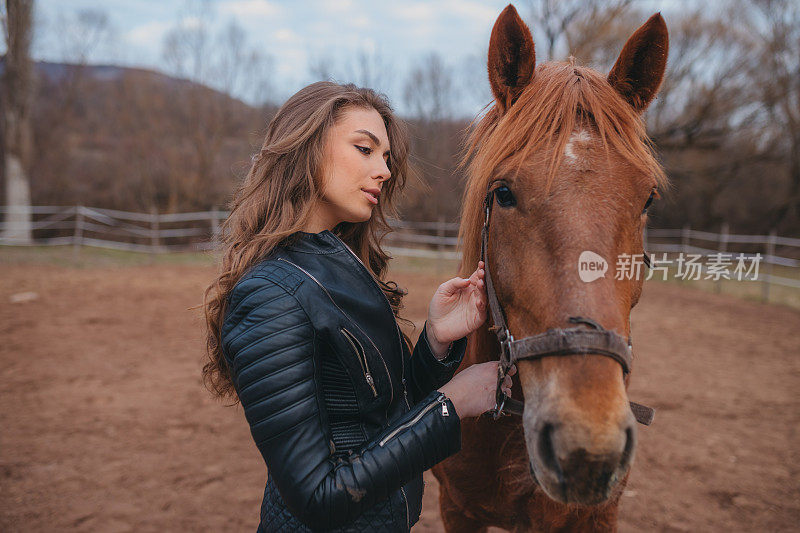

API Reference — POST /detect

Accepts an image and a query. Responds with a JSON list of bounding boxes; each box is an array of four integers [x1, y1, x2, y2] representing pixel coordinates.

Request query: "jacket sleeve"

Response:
[[221, 275, 462, 531], [405, 320, 467, 405]]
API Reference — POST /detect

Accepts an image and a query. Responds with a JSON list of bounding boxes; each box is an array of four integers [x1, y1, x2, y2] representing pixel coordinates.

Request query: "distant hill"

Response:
[[0, 58, 275, 212], [0, 59, 245, 101], [34, 61, 137, 83]]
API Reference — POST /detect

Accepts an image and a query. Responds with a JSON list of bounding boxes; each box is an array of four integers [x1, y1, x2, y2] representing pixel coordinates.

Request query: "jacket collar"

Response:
[[282, 229, 344, 255]]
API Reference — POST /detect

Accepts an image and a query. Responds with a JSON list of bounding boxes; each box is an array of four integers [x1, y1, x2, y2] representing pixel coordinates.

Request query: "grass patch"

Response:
[[645, 263, 800, 310], [0, 245, 218, 268]]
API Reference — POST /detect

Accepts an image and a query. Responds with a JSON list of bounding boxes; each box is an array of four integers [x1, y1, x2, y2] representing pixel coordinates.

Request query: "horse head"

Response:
[[458, 4, 669, 506]]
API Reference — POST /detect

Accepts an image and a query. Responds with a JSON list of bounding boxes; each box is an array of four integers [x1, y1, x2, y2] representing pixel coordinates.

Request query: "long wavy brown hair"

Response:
[[203, 81, 416, 402]]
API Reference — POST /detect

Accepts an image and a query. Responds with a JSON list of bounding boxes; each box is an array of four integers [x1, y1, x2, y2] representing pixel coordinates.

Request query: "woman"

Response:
[[203, 81, 515, 532]]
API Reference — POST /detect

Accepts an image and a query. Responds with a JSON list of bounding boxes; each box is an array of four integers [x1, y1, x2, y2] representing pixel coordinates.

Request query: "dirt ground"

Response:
[[1, 256, 799, 532]]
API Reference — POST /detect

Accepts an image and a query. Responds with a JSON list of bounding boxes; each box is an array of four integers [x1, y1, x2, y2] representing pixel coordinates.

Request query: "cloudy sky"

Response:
[[22, 0, 672, 117]]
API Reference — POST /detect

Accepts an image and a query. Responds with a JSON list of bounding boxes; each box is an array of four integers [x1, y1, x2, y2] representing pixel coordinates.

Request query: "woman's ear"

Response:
[[607, 13, 669, 113], [488, 4, 536, 114]]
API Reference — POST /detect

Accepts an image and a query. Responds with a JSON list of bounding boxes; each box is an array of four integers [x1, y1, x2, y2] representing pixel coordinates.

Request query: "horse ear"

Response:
[[607, 13, 669, 113], [488, 4, 536, 114]]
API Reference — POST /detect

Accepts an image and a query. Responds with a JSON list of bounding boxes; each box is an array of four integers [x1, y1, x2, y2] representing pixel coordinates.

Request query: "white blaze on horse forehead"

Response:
[[564, 130, 594, 163]]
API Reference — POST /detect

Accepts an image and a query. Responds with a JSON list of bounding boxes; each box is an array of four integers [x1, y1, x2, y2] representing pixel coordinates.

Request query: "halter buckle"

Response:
[[499, 329, 514, 364], [492, 392, 508, 420], [492, 360, 510, 420], [491, 329, 514, 420]]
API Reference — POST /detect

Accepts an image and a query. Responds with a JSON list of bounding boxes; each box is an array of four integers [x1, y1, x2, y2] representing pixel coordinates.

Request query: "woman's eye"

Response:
[[495, 185, 516, 207], [355, 145, 372, 155], [642, 189, 657, 214]]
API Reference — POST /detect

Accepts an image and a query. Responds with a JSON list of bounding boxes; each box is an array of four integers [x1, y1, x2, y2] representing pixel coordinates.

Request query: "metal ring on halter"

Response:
[[492, 394, 507, 420], [501, 334, 514, 361], [499, 331, 515, 379], [493, 379, 511, 420]]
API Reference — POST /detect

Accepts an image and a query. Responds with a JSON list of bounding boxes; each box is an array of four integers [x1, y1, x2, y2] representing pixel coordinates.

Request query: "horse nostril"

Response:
[[619, 425, 636, 472], [537, 423, 564, 483]]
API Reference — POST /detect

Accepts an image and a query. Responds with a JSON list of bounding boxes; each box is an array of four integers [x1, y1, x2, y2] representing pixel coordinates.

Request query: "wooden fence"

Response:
[[2, 205, 799, 301]]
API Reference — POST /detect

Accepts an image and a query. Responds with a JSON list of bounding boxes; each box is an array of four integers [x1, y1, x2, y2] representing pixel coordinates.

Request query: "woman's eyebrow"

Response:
[[354, 129, 384, 148]]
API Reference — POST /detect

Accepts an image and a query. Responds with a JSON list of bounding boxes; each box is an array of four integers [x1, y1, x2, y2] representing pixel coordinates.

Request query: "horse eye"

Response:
[[495, 185, 516, 207], [642, 190, 656, 214]]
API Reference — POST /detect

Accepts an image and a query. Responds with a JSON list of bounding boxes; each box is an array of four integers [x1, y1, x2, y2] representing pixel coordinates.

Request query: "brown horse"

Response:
[[432, 4, 670, 532]]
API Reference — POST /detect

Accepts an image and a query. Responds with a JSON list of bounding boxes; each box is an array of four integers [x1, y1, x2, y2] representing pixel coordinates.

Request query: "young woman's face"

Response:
[[314, 106, 392, 229]]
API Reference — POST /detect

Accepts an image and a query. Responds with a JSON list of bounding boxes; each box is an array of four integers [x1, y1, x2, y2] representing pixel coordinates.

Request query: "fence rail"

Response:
[[2, 206, 798, 301]]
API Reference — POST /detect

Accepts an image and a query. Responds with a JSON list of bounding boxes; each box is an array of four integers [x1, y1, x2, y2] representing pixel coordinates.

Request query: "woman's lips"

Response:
[[362, 189, 378, 205]]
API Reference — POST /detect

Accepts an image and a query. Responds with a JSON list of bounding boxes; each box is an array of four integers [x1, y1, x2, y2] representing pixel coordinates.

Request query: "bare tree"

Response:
[[403, 52, 457, 123], [160, 3, 274, 211], [308, 46, 393, 96], [344, 47, 393, 92], [34, 8, 111, 152], [524, 0, 635, 61], [56, 8, 112, 64], [308, 51, 335, 81], [746, 0, 800, 230], [400, 53, 466, 221], [458, 51, 493, 118], [1, 0, 34, 243]]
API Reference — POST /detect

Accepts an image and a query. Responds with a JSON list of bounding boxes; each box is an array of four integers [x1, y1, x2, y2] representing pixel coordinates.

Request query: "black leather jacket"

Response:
[[221, 229, 467, 532]]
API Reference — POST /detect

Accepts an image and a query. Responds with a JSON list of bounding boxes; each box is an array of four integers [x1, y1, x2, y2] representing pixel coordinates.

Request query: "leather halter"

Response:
[[481, 187, 655, 425]]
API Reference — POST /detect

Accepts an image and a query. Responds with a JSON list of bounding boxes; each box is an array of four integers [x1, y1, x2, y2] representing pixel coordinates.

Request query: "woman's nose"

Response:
[[374, 160, 390, 182]]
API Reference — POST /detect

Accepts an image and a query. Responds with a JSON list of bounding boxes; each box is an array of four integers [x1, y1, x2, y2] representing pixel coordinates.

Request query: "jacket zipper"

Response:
[[340, 327, 378, 397], [327, 232, 411, 409], [378, 392, 447, 447], [399, 486, 409, 531], [276, 257, 394, 406]]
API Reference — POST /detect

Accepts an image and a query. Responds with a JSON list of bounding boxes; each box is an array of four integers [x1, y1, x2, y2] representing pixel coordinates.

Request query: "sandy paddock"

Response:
[[1, 259, 798, 531]]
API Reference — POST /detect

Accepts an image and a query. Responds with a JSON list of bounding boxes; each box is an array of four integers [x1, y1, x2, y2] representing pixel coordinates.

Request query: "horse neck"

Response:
[[466, 321, 500, 365]]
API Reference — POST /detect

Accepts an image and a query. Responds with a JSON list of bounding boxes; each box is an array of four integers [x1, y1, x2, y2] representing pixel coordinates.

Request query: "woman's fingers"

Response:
[[469, 262, 485, 285], [441, 276, 471, 296]]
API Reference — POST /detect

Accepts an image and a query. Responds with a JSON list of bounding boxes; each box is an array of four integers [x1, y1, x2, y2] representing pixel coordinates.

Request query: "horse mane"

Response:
[[456, 61, 669, 277]]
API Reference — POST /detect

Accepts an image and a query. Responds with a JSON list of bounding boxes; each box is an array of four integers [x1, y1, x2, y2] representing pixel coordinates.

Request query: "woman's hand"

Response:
[[438, 362, 516, 418], [426, 261, 488, 352]]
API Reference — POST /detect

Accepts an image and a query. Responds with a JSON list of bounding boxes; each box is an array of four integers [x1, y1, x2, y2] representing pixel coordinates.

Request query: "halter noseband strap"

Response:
[[481, 187, 655, 425]]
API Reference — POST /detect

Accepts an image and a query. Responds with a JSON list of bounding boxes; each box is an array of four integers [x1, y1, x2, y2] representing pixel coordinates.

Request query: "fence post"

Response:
[[150, 206, 160, 256], [715, 222, 729, 294], [681, 223, 691, 256], [761, 229, 776, 303], [72, 205, 84, 249], [71, 205, 84, 261], [437, 215, 446, 274], [210, 206, 220, 249]]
